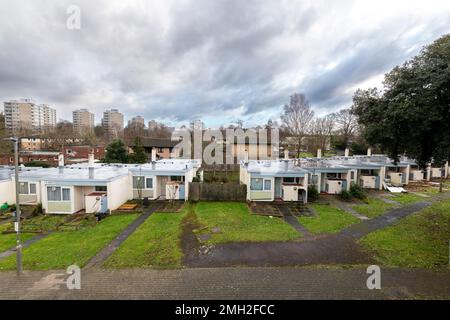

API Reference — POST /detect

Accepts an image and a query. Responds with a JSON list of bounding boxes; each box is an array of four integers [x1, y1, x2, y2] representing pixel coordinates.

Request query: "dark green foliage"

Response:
[[104, 139, 129, 163], [338, 190, 352, 201], [307, 185, 319, 202], [24, 161, 51, 168], [32, 203, 44, 217], [349, 183, 366, 200], [352, 34, 450, 168], [128, 137, 147, 164]]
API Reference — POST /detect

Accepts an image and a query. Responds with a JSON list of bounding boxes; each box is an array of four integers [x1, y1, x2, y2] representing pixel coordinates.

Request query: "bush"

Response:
[[339, 190, 352, 201], [349, 183, 366, 200], [32, 203, 44, 217], [192, 177, 200, 182], [307, 185, 319, 202]]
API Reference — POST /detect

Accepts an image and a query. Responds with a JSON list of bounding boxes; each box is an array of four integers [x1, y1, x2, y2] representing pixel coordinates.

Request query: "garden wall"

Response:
[[189, 182, 247, 201]]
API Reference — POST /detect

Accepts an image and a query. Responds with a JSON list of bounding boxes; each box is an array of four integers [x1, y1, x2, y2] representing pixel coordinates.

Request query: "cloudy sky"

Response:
[[0, 0, 449, 128]]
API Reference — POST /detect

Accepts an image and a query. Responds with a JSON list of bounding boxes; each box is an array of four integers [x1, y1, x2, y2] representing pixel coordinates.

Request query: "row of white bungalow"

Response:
[[0, 150, 448, 213], [0, 154, 201, 215], [240, 150, 449, 203]]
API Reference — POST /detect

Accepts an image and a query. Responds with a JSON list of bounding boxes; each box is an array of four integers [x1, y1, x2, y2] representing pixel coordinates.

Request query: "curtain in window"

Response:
[[133, 176, 145, 189], [29, 183, 36, 194], [250, 178, 263, 191], [264, 180, 272, 190], [47, 187, 61, 201], [19, 182, 29, 194], [62, 188, 71, 201], [146, 178, 153, 189]]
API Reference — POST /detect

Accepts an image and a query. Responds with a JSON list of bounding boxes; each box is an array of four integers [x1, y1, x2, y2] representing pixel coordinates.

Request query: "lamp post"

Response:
[[4, 137, 22, 274]]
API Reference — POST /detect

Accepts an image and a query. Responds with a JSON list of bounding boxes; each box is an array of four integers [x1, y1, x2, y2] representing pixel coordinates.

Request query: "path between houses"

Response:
[[1, 266, 449, 299], [184, 201, 433, 268], [0, 233, 50, 260], [84, 205, 160, 269], [279, 206, 311, 237]]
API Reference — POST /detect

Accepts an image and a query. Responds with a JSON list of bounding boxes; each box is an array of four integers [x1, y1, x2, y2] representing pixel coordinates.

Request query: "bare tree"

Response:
[[332, 108, 359, 147], [310, 114, 335, 152], [281, 93, 315, 157]]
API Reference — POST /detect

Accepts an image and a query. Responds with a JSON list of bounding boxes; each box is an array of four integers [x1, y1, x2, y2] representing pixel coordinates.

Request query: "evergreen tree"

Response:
[[104, 139, 128, 163], [129, 137, 147, 163]]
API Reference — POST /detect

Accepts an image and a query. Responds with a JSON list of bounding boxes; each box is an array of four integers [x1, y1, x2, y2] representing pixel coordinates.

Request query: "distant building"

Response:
[[102, 109, 124, 139], [128, 116, 145, 128], [63, 145, 105, 164], [3, 99, 56, 133], [148, 120, 158, 130], [19, 137, 84, 151], [190, 120, 205, 131], [128, 138, 180, 160], [73, 109, 95, 134]]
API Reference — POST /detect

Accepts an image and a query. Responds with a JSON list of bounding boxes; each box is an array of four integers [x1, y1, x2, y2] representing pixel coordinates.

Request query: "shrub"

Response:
[[339, 190, 352, 201], [192, 177, 200, 182], [349, 183, 366, 200], [32, 203, 44, 217], [307, 185, 319, 202]]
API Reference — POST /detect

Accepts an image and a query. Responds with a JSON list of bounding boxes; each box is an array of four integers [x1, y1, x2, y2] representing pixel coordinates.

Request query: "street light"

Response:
[[3, 137, 22, 275]]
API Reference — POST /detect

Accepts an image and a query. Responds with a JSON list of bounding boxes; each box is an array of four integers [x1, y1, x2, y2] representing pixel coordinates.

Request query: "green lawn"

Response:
[[299, 204, 359, 234], [194, 202, 300, 244], [359, 199, 450, 268], [391, 193, 425, 205], [352, 198, 395, 218], [0, 224, 35, 253], [0, 214, 137, 270], [104, 209, 188, 269]]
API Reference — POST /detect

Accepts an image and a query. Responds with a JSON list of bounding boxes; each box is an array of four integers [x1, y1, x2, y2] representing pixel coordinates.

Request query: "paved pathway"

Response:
[[0, 267, 448, 299], [332, 201, 370, 220], [0, 233, 50, 260], [279, 206, 311, 237], [84, 205, 160, 268], [185, 201, 432, 268]]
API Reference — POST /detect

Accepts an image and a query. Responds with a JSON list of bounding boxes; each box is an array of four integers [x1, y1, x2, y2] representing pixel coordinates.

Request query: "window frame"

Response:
[[47, 186, 71, 202], [133, 176, 154, 190], [19, 182, 37, 195], [250, 178, 272, 191]]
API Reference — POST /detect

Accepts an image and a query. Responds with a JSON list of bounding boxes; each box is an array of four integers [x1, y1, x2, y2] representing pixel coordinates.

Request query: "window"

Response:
[[47, 187, 61, 201], [19, 182, 29, 194], [29, 183, 36, 194], [62, 188, 71, 201], [146, 178, 153, 189], [283, 177, 295, 183], [95, 186, 107, 192], [47, 187, 71, 201], [158, 148, 164, 153], [170, 176, 183, 182], [133, 176, 145, 189], [251, 178, 272, 191], [350, 171, 355, 180]]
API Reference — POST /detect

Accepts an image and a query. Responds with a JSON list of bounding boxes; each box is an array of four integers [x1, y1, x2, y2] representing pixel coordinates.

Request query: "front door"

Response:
[[100, 195, 108, 213], [275, 178, 282, 198], [179, 184, 185, 200]]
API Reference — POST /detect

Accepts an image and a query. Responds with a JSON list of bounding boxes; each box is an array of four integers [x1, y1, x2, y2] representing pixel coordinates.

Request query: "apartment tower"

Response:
[[102, 109, 124, 139], [3, 99, 57, 133], [73, 109, 95, 134]]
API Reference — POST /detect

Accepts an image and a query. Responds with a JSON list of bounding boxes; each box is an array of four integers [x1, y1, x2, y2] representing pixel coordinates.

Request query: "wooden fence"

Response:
[[189, 182, 247, 201]]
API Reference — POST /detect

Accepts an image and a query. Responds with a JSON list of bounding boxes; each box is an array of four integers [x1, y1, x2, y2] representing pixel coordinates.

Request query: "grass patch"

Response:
[[0, 214, 137, 270], [104, 209, 188, 269], [353, 198, 394, 218], [0, 224, 35, 252], [391, 193, 425, 205], [194, 202, 300, 244], [299, 204, 359, 234], [359, 199, 450, 268]]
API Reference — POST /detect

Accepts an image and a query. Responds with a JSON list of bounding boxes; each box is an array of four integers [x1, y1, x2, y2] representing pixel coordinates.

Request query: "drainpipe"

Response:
[[317, 148, 322, 159]]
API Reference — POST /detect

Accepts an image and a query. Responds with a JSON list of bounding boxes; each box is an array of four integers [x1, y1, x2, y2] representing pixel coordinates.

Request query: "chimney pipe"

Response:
[[244, 150, 249, 162], [284, 149, 289, 160], [367, 148, 372, 157], [151, 161, 156, 170], [344, 148, 350, 157], [88, 151, 95, 167], [89, 167, 94, 179], [151, 148, 157, 162], [58, 154, 64, 173], [317, 148, 322, 159]]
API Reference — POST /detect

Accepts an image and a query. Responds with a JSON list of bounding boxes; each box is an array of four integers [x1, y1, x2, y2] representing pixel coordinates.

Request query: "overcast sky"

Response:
[[0, 0, 449, 128]]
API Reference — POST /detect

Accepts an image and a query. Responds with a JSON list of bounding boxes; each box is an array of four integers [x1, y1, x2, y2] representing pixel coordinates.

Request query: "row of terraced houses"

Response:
[[0, 148, 448, 214]]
